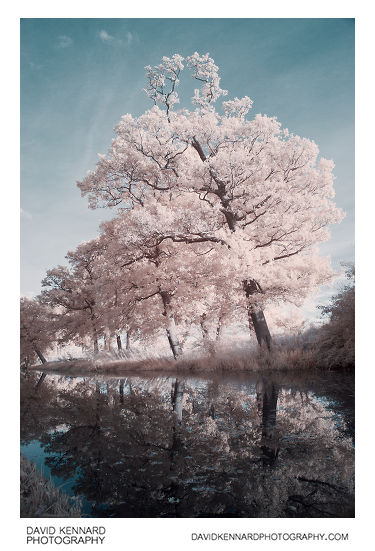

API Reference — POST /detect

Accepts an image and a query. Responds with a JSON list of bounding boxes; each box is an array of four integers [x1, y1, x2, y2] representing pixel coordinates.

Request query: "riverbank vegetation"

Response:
[[20, 454, 82, 518], [24, 263, 354, 375]]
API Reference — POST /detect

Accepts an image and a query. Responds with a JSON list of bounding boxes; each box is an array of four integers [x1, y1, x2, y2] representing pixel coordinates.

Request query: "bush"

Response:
[[315, 264, 355, 370]]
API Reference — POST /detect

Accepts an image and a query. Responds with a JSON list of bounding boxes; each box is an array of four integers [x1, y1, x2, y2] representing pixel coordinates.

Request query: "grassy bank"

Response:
[[20, 454, 82, 518], [28, 338, 345, 377]]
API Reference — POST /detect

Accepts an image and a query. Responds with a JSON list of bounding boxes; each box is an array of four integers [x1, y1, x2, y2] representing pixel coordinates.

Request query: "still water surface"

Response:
[[21, 369, 354, 518]]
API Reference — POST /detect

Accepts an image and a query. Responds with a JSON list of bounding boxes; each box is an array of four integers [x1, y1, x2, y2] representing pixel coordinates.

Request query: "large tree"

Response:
[[78, 52, 343, 349]]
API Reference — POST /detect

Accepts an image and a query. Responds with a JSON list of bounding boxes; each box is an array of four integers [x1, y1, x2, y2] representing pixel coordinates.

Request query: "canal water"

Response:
[[20, 369, 354, 517]]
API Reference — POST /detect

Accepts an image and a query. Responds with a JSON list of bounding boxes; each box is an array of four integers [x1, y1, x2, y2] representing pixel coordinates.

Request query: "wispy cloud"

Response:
[[21, 208, 32, 220], [28, 60, 42, 70], [57, 35, 73, 49], [98, 29, 135, 47], [99, 30, 114, 43]]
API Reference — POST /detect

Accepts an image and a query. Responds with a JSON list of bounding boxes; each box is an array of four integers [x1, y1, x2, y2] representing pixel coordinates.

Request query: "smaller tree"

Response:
[[20, 297, 53, 367], [316, 263, 355, 369]]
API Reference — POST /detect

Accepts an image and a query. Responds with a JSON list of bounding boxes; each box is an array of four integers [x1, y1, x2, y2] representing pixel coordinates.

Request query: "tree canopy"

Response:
[[21, 53, 345, 361]]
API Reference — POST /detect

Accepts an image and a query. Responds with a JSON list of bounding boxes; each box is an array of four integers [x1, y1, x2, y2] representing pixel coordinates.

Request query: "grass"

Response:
[[20, 454, 82, 518], [29, 338, 327, 376]]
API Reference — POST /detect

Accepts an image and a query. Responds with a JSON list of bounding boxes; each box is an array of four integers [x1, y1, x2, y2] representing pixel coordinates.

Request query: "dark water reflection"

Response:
[[20, 369, 354, 518]]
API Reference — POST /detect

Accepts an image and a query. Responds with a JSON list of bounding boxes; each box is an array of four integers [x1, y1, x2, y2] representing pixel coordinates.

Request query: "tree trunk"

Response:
[[249, 308, 272, 349], [243, 279, 272, 350], [256, 379, 264, 416], [91, 315, 99, 354], [116, 334, 122, 351], [126, 332, 131, 350], [215, 315, 224, 341], [207, 380, 219, 419], [119, 379, 124, 404], [257, 379, 279, 466], [169, 379, 185, 474], [160, 291, 183, 359], [171, 378, 184, 423], [200, 313, 209, 339], [34, 346, 47, 364], [35, 372, 47, 391], [104, 327, 114, 352]]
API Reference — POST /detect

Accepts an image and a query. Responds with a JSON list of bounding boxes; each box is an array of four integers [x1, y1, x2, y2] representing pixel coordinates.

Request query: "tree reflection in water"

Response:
[[20, 371, 354, 518]]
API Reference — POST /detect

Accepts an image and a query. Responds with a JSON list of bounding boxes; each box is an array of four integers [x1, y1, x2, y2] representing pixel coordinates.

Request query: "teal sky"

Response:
[[21, 18, 354, 315]]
